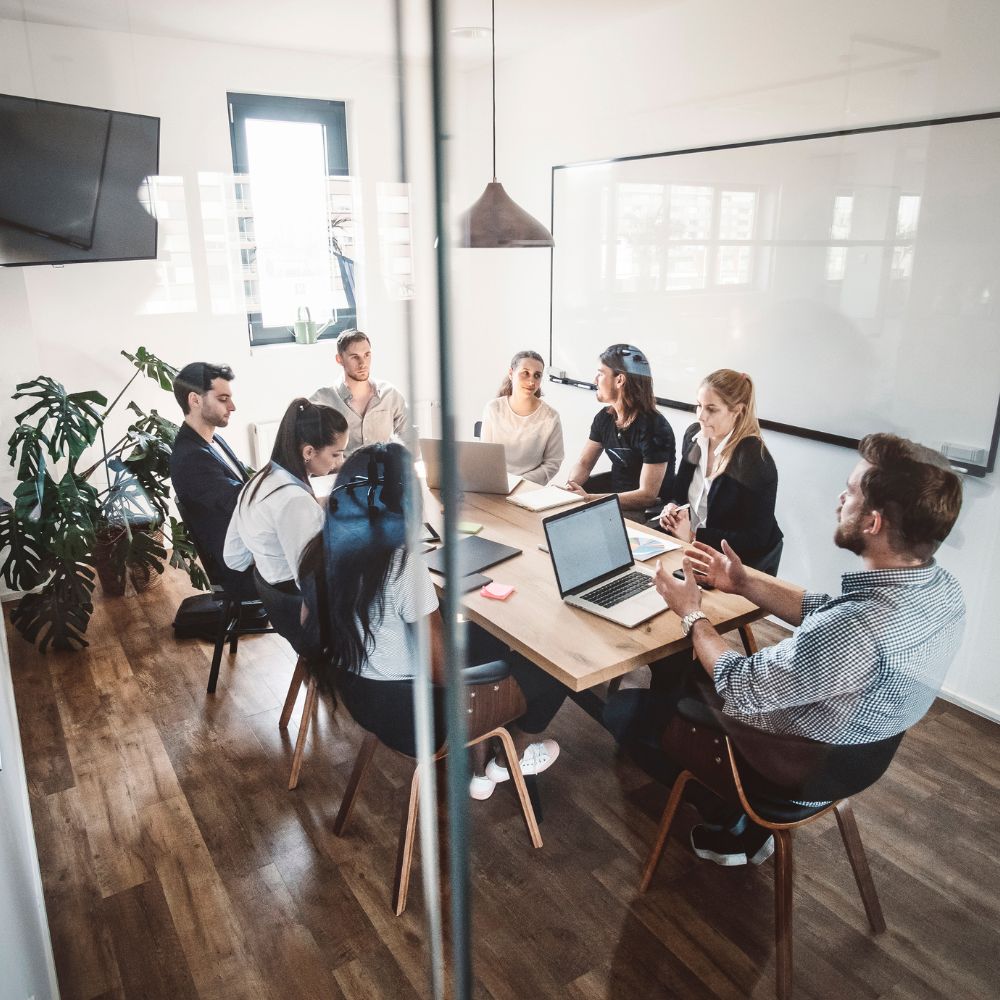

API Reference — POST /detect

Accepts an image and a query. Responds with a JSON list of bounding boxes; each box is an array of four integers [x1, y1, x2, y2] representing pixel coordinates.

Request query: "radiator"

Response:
[[250, 420, 280, 468]]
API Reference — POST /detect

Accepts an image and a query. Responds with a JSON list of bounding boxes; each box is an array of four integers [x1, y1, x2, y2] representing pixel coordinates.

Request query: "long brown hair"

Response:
[[496, 349, 545, 398], [242, 397, 347, 506], [600, 344, 657, 427], [700, 369, 762, 475]]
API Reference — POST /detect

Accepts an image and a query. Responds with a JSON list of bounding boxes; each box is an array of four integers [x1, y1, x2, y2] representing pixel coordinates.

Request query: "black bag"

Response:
[[172, 593, 225, 640]]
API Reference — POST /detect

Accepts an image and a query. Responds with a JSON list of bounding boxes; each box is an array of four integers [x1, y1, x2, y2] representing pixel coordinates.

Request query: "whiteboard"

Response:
[[549, 113, 1000, 476]]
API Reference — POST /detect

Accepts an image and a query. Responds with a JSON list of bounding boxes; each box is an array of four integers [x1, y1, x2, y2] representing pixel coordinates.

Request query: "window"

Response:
[[227, 93, 357, 346]]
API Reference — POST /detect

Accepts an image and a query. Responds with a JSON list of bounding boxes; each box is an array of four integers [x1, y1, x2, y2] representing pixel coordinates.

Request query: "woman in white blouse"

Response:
[[481, 349, 564, 485], [224, 397, 348, 653]]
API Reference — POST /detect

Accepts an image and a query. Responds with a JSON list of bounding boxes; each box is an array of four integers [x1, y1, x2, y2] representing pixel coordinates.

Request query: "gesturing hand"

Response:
[[658, 503, 693, 542], [683, 539, 747, 594], [653, 559, 702, 618]]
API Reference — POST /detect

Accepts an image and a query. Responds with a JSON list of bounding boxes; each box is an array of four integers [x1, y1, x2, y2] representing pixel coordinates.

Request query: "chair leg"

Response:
[[773, 828, 794, 1000], [287, 677, 318, 791], [834, 799, 886, 934], [279, 657, 307, 731], [739, 624, 759, 655], [333, 731, 379, 836], [494, 728, 543, 849], [393, 765, 421, 915], [207, 598, 233, 694], [639, 770, 693, 892]]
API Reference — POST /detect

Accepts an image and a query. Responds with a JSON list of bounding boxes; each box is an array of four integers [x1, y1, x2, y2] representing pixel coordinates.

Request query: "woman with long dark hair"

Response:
[[481, 349, 564, 484], [300, 443, 567, 799], [224, 397, 348, 652], [564, 343, 675, 512]]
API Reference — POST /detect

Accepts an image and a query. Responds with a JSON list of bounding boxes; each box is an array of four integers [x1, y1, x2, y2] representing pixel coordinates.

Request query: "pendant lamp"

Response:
[[458, 0, 554, 248]]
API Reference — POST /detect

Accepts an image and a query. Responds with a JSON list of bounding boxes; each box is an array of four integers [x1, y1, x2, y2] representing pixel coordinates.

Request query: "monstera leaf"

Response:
[[167, 515, 211, 592], [13, 376, 107, 467], [10, 559, 96, 652], [49, 474, 99, 562], [0, 503, 50, 592], [121, 347, 178, 391]]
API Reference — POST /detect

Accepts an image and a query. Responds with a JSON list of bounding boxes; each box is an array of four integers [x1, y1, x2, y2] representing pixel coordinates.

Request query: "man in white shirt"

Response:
[[310, 330, 410, 456]]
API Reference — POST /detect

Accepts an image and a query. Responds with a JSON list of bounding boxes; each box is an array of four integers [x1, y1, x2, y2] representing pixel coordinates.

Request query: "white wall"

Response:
[[0, 620, 60, 1000], [448, 0, 1000, 720], [0, 17, 439, 521]]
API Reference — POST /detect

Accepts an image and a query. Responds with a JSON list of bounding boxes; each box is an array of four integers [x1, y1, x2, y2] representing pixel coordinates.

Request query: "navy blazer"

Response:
[[669, 422, 783, 570], [170, 422, 255, 597]]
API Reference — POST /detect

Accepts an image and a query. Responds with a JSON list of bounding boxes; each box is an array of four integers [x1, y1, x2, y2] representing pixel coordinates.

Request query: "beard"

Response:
[[834, 520, 866, 555]]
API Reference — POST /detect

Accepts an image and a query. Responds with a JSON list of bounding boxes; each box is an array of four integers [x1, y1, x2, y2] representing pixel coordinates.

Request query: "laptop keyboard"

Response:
[[583, 571, 654, 608]]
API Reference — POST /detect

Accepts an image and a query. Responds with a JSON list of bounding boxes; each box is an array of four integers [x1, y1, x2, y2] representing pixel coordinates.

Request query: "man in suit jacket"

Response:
[[170, 361, 257, 599]]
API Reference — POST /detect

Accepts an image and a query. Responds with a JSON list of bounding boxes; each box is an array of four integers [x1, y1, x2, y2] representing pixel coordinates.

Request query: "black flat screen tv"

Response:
[[0, 93, 160, 266]]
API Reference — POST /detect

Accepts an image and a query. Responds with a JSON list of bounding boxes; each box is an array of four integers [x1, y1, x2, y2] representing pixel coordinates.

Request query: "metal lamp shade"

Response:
[[458, 181, 554, 248]]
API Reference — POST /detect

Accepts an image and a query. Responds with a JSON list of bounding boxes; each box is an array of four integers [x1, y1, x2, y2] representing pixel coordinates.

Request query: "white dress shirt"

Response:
[[480, 397, 564, 485], [687, 430, 732, 532], [224, 463, 324, 586]]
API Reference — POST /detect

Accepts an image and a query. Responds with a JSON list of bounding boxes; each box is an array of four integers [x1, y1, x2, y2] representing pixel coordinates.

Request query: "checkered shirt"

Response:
[[713, 561, 965, 744]]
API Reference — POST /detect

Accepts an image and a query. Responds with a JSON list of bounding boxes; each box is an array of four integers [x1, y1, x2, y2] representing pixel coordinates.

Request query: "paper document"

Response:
[[506, 485, 580, 512], [626, 530, 681, 561]]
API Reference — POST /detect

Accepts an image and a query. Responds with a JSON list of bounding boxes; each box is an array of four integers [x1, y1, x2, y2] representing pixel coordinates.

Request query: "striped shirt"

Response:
[[713, 562, 965, 744]]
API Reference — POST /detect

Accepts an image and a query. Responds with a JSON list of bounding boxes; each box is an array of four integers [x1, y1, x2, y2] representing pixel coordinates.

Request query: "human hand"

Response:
[[658, 503, 692, 541], [653, 559, 702, 618], [564, 481, 594, 501], [684, 539, 747, 594]]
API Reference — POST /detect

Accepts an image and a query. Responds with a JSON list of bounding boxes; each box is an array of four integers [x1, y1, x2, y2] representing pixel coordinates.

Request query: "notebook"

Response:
[[542, 495, 665, 628], [419, 438, 521, 495], [424, 535, 522, 577], [626, 529, 681, 562], [506, 484, 579, 512]]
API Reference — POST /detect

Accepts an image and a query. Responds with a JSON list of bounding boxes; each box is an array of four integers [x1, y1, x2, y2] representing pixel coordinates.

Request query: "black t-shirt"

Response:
[[588, 408, 676, 494]]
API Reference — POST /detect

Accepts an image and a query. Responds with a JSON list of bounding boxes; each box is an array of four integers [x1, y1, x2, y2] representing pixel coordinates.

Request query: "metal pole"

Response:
[[428, 1, 473, 997]]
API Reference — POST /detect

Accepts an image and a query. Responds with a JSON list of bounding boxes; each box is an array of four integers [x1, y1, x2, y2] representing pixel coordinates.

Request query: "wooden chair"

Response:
[[640, 696, 903, 1000], [279, 657, 318, 790], [175, 497, 275, 693], [333, 661, 543, 915]]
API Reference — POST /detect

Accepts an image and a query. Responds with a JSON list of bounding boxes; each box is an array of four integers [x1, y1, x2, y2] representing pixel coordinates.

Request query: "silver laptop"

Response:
[[419, 438, 521, 495], [543, 495, 665, 628]]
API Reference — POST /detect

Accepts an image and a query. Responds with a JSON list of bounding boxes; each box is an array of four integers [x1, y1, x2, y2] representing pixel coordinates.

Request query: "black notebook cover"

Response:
[[424, 535, 522, 576]]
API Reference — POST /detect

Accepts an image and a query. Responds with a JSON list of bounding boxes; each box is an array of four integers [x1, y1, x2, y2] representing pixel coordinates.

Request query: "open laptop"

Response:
[[419, 438, 521, 495], [543, 494, 666, 628]]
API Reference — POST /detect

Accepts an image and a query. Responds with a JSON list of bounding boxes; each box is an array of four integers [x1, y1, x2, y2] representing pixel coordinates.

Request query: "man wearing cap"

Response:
[[565, 343, 675, 515]]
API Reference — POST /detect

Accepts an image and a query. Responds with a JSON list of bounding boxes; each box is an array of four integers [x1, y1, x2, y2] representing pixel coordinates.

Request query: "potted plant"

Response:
[[1, 347, 209, 651]]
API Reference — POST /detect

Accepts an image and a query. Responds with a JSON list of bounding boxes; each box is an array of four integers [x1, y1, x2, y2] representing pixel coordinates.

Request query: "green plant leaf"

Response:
[[166, 515, 211, 592], [0, 504, 50, 592], [101, 458, 165, 528], [49, 473, 99, 562], [9, 559, 96, 652], [121, 347, 179, 392], [7, 423, 49, 481], [13, 376, 107, 466]]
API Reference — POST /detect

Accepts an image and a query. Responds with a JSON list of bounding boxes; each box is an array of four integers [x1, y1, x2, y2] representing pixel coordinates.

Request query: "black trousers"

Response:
[[253, 571, 313, 656], [337, 623, 568, 758]]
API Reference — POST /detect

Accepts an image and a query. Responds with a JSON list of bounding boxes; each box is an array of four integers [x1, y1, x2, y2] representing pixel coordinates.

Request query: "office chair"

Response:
[[641, 692, 903, 1000], [333, 659, 543, 915], [174, 497, 275, 693]]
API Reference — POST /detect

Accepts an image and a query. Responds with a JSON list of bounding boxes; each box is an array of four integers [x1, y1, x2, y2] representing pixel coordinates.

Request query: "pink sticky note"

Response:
[[481, 582, 515, 600]]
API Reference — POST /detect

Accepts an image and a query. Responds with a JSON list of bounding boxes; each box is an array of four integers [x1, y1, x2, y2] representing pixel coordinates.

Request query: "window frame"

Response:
[[226, 92, 356, 346]]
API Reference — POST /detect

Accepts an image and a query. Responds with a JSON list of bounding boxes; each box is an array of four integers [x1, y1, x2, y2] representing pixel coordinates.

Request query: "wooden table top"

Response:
[[424, 486, 762, 692]]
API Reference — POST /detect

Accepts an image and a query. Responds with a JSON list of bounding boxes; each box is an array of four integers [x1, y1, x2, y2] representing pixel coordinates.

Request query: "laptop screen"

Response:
[[544, 495, 634, 596]]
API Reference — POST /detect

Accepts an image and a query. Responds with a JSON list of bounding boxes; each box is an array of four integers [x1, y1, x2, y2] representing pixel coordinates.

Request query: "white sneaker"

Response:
[[469, 774, 496, 800], [485, 740, 560, 783]]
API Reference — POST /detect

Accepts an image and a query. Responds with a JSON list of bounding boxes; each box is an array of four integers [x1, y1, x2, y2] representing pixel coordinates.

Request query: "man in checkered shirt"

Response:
[[609, 433, 965, 865]]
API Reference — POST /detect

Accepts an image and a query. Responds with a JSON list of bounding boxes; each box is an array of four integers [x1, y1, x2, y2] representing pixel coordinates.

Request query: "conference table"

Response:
[[424, 485, 764, 692]]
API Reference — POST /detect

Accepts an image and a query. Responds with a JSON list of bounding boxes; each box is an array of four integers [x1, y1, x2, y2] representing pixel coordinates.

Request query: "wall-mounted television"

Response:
[[0, 93, 160, 267]]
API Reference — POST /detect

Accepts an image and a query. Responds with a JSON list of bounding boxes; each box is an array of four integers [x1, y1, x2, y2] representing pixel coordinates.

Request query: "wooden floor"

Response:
[[7, 565, 1000, 999]]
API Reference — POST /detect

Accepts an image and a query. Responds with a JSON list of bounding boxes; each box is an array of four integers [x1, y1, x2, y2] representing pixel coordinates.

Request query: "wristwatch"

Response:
[[681, 610, 709, 637]]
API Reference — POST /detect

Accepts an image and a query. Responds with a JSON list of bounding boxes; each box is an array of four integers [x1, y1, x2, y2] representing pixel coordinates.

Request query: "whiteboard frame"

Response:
[[548, 111, 1000, 478]]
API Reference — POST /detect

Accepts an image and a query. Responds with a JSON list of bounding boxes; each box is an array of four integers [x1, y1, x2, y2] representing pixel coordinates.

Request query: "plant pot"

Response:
[[93, 523, 164, 597]]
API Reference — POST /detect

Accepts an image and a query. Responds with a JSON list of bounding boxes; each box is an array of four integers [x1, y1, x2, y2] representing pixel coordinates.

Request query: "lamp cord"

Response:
[[491, 0, 497, 181]]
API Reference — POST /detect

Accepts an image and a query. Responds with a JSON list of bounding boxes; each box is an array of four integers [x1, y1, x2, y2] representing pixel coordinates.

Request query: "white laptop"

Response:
[[543, 494, 666, 628], [419, 438, 521, 495]]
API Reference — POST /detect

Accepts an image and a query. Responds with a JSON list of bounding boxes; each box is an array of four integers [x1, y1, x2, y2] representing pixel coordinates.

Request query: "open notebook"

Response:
[[506, 484, 580, 513]]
